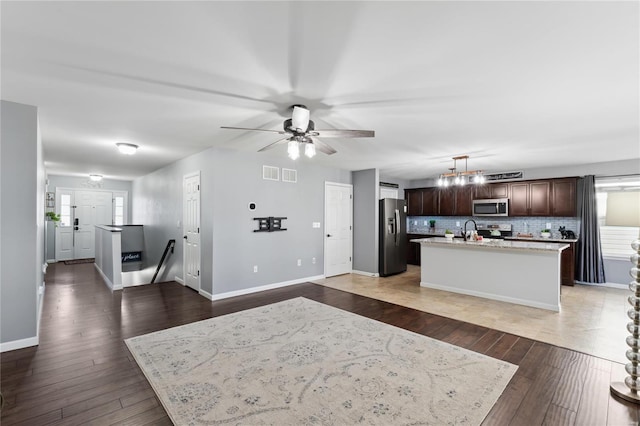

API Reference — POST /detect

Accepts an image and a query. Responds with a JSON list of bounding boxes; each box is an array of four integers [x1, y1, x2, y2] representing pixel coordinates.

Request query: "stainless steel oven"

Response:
[[472, 198, 509, 217]]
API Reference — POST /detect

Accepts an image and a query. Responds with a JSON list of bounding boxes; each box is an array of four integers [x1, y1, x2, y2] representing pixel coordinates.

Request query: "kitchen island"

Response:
[[411, 237, 569, 312]]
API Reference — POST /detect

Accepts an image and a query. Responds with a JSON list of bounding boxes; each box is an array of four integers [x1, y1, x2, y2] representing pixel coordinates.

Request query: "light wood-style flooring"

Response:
[[0, 262, 637, 425]]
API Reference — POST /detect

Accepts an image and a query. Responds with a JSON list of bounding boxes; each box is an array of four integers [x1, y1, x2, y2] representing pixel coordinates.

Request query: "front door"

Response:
[[183, 172, 201, 291], [324, 182, 353, 277]]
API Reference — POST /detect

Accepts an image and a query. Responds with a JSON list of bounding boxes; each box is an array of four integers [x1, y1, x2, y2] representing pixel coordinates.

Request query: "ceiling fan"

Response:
[[221, 105, 375, 159]]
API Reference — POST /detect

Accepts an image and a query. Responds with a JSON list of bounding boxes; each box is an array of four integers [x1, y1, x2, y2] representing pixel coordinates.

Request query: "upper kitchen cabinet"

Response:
[[422, 188, 439, 215], [454, 185, 473, 216], [438, 188, 456, 216], [405, 189, 423, 216], [551, 178, 577, 217], [474, 183, 509, 199], [509, 180, 551, 216]]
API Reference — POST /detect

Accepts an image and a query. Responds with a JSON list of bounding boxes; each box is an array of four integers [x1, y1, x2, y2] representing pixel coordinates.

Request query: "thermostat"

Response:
[[248, 202, 256, 210]]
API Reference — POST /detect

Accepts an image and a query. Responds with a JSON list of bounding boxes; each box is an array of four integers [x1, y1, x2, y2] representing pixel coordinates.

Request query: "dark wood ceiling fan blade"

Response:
[[311, 138, 337, 155], [258, 137, 291, 152], [312, 129, 375, 138], [221, 126, 288, 135]]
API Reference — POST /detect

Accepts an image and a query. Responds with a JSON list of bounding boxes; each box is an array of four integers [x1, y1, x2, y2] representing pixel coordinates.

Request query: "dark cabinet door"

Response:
[[529, 181, 551, 216], [552, 178, 577, 217], [438, 188, 455, 216], [491, 183, 509, 198], [561, 242, 575, 285], [422, 188, 439, 215], [509, 183, 530, 216], [407, 234, 421, 265], [405, 189, 423, 216], [474, 185, 492, 199], [455, 186, 473, 216]]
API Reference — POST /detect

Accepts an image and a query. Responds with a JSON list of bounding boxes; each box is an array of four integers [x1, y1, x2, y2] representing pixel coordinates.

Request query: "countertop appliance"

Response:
[[472, 198, 509, 217], [379, 198, 407, 277], [476, 223, 512, 239]]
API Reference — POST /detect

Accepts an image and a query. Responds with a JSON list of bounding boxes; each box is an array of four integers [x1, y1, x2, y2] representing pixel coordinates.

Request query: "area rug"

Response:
[[125, 297, 517, 425], [63, 258, 95, 265]]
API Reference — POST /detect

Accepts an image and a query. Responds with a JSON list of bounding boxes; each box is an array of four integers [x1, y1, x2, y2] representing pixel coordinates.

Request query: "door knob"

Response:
[[183, 235, 188, 239], [326, 234, 332, 237]]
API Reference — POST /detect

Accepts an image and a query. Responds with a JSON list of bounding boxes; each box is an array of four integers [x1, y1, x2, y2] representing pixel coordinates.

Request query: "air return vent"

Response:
[[262, 165, 279, 181], [282, 168, 297, 183]]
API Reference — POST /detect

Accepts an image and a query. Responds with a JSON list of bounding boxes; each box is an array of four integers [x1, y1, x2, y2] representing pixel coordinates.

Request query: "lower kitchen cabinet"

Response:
[[407, 234, 422, 265], [561, 242, 576, 286]]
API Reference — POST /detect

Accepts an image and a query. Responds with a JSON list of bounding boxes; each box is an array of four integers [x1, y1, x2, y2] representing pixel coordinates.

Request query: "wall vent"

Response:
[[282, 168, 297, 183], [262, 165, 280, 181]]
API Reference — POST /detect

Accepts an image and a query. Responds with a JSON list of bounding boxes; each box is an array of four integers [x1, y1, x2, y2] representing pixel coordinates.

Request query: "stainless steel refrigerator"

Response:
[[379, 198, 407, 277]]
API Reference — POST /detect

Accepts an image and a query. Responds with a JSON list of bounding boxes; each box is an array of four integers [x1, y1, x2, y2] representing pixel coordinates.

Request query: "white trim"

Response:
[[174, 276, 185, 285], [37, 282, 45, 339], [46, 258, 56, 263], [94, 263, 123, 291], [210, 275, 325, 301], [421, 280, 561, 312], [352, 270, 380, 277], [1, 336, 39, 353], [575, 280, 628, 290], [199, 289, 213, 300]]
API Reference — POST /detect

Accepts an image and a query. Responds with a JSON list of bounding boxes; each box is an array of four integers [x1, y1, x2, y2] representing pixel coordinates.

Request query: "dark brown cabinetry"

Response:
[[406, 177, 577, 218], [561, 242, 576, 286], [509, 181, 551, 216], [552, 178, 577, 217], [407, 234, 422, 265]]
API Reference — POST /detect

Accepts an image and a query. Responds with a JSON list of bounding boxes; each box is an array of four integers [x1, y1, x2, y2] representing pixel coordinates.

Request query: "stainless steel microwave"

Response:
[[472, 198, 509, 216]]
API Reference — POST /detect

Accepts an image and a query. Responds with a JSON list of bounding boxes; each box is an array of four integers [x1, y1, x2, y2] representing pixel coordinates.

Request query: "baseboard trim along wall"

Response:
[[94, 264, 123, 291], [352, 270, 380, 277], [199, 289, 213, 300], [575, 280, 627, 290], [174, 276, 185, 285], [1, 335, 39, 353], [208, 275, 326, 301]]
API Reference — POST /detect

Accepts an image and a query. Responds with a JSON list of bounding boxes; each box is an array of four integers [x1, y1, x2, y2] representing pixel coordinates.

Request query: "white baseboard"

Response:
[[1, 335, 39, 353], [94, 264, 122, 291], [352, 270, 379, 277], [174, 276, 185, 285], [46, 259, 56, 264], [575, 280, 627, 290], [199, 288, 213, 300], [210, 275, 325, 301]]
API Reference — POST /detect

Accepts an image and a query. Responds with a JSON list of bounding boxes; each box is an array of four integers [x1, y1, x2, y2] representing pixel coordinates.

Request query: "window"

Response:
[[112, 191, 127, 226], [596, 176, 640, 258], [60, 194, 71, 227]]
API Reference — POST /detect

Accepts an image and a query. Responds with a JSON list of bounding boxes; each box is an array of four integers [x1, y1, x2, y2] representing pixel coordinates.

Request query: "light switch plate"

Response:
[[312, 222, 321, 228]]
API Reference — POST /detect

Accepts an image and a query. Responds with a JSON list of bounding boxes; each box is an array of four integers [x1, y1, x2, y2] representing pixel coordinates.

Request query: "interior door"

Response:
[[324, 182, 353, 277], [183, 172, 201, 291], [73, 191, 99, 259]]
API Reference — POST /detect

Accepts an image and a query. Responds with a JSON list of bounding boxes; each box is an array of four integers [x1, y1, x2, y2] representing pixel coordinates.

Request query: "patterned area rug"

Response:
[[63, 258, 95, 265], [125, 297, 517, 425]]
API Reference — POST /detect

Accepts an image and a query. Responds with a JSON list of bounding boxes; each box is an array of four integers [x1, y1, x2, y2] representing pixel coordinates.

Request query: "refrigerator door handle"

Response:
[[394, 209, 400, 246]]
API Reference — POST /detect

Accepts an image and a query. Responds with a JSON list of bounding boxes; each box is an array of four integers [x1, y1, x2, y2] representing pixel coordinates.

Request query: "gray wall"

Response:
[[132, 147, 351, 295], [352, 169, 379, 274], [379, 174, 410, 197], [1, 100, 43, 347]]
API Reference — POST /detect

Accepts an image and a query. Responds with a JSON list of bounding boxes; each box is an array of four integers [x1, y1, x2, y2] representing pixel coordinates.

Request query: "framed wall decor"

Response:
[[46, 192, 55, 208]]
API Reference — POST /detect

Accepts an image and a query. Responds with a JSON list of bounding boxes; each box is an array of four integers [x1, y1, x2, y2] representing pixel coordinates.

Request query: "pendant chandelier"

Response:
[[437, 155, 485, 187]]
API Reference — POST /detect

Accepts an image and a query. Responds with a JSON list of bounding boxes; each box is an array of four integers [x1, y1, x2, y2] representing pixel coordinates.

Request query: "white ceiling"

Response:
[[2, 1, 638, 181]]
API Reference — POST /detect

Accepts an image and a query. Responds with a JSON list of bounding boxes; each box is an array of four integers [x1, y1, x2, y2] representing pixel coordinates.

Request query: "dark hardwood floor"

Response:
[[0, 262, 637, 425]]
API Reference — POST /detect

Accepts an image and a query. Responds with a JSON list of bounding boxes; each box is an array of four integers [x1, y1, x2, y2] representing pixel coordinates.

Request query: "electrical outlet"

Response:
[[413, 220, 417, 226], [297, 259, 301, 266], [312, 257, 316, 264], [423, 220, 428, 226], [546, 222, 552, 229], [456, 221, 460, 227], [253, 265, 258, 273]]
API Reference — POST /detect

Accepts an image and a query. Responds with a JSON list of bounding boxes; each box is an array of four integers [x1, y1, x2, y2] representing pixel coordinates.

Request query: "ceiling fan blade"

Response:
[[258, 137, 291, 152], [312, 129, 375, 138], [291, 106, 310, 132], [221, 126, 288, 135], [311, 137, 337, 155]]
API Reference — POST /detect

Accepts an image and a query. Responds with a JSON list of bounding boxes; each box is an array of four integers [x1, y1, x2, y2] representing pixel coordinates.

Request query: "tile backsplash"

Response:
[[407, 216, 580, 239]]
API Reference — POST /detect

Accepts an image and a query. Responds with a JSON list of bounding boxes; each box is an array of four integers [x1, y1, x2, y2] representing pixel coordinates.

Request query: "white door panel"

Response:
[[324, 183, 353, 277], [55, 189, 74, 261], [183, 173, 201, 291]]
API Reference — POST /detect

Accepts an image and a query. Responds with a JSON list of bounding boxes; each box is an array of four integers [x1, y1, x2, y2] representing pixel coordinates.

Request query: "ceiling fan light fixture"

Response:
[[291, 105, 310, 132], [304, 143, 316, 158], [116, 143, 138, 155], [287, 140, 300, 160]]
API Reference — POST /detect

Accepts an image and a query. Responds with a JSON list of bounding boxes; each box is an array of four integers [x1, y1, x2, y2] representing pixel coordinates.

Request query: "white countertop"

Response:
[[411, 237, 569, 253], [505, 236, 578, 243]]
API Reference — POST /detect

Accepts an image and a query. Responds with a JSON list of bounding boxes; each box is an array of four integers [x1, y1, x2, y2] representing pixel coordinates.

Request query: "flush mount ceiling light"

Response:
[[116, 143, 138, 155], [437, 155, 485, 187], [89, 174, 103, 181]]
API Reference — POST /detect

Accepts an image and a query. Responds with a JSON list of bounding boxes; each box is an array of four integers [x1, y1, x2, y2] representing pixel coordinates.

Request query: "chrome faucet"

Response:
[[463, 219, 478, 241]]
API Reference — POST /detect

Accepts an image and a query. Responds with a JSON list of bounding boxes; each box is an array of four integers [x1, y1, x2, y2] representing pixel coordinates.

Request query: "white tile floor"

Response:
[[313, 265, 629, 364]]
